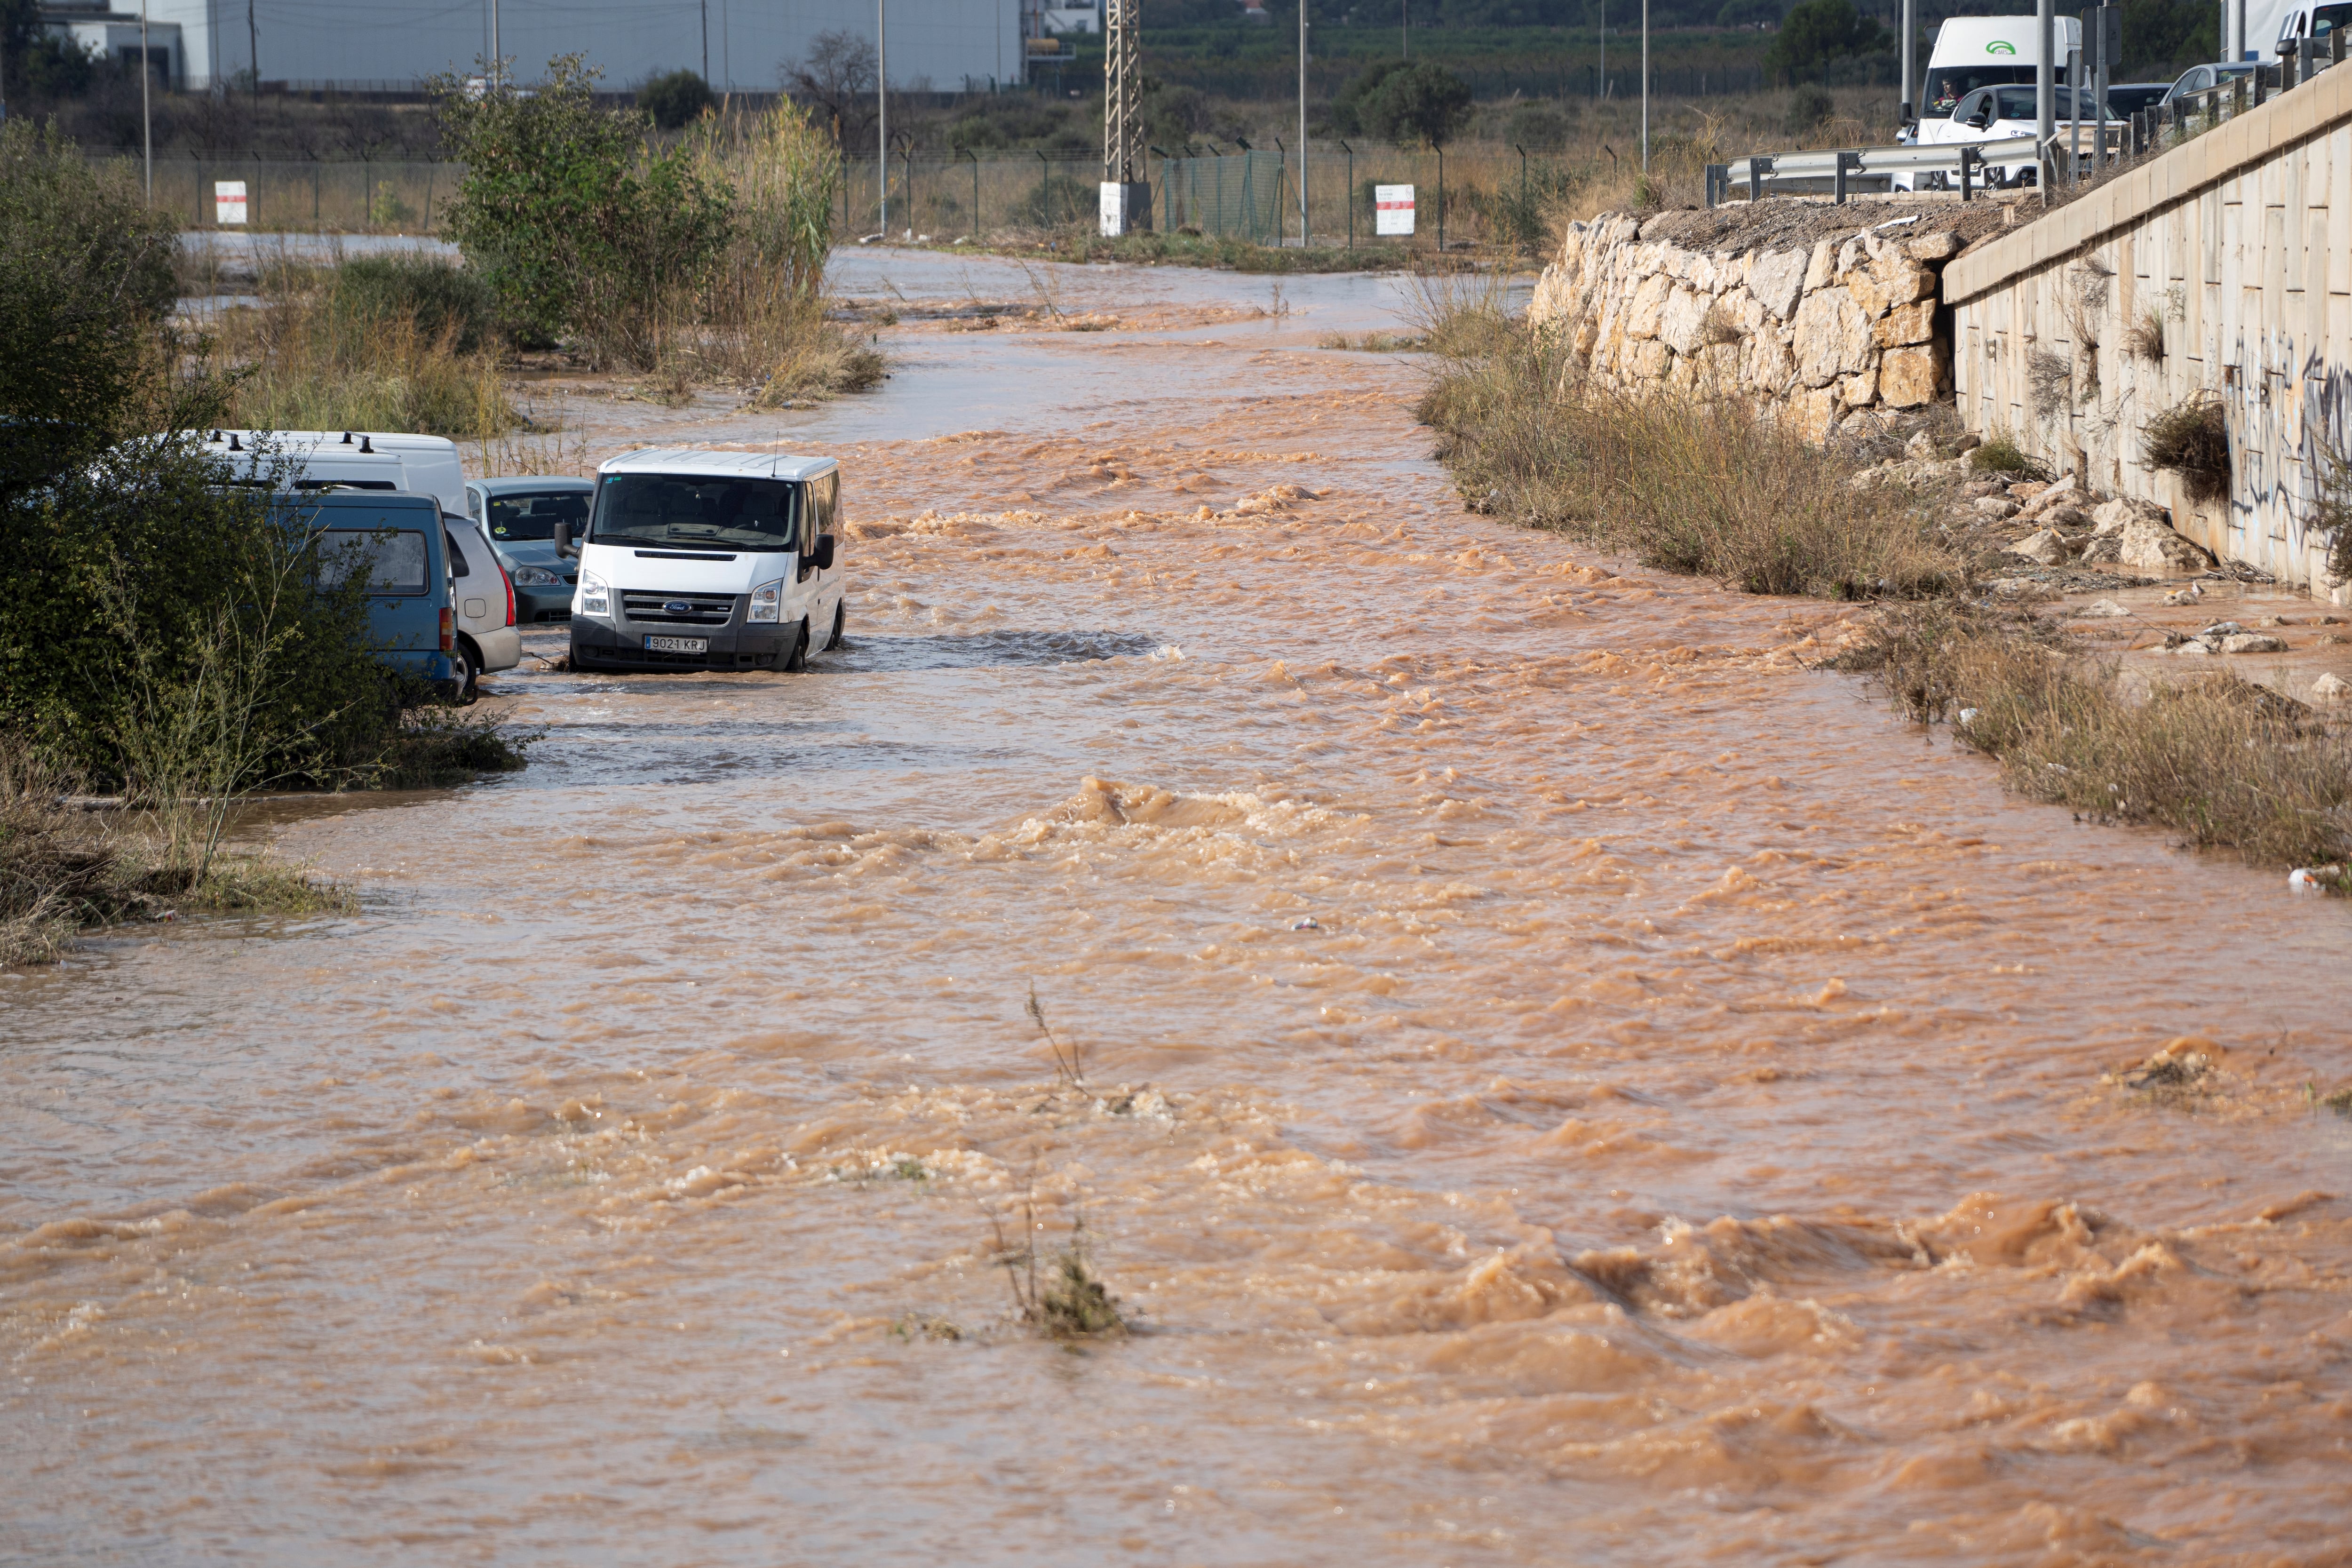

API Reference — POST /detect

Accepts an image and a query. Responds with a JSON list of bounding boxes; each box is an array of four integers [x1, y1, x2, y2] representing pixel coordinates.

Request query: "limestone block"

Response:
[[1793, 386, 1841, 445], [2090, 496, 2168, 534], [1841, 364, 1880, 407], [2118, 518, 2215, 570], [1666, 350, 1699, 393], [1629, 337, 1672, 380], [1695, 341, 1743, 390], [1748, 249, 1808, 323], [1745, 327, 1795, 390], [1794, 289, 1875, 387], [1803, 239, 1836, 292], [1874, 299, 1935, 347], [1905, 231, 1964, 262], [2218, 632, 2289, 653], [2008, 528, 2075, 565], [1624, 272, 1673, 340], [1878, 342, 1950, 407], [1659, 286, 1711, 357]]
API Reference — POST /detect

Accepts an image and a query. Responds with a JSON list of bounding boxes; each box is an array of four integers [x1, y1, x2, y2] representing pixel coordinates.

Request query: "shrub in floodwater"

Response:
[[990, 1193, 1127, 1342]]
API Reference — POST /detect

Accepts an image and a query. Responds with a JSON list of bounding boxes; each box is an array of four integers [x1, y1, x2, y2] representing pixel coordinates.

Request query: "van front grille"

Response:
[[621, 590, 735, 626]]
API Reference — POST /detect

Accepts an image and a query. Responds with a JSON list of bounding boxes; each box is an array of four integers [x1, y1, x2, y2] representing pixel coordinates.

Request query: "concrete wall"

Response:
[[1528, 212, 1964, 445], [1943, 65, 2352, 603]]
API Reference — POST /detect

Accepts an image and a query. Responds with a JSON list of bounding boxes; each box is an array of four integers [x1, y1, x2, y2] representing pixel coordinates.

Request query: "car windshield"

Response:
[[2317, 2, 2352, 33], [1991, 87, 2102, 119], [2106, 85, 2169, 114], [589, 473, 801, 552], [1926, 63, 2038, 116], [487, 488, 589, 542]]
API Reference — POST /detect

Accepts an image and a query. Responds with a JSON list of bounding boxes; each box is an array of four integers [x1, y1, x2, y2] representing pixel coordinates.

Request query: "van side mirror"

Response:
[[808, 534, 836, 572], [554, 521, 576, 558]]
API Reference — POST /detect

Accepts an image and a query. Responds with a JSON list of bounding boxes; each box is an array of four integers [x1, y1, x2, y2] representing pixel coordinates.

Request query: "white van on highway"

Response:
[[1896, 15, 2083, 189], [559, 449, 845, 674], [197, 428, 521, 694]]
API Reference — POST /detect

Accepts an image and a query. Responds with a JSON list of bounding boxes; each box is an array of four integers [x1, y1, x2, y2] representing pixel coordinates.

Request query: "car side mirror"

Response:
[[808, 534, 836, 572], [554, 521, 576, 558], [1967, 111, 1991, 128]]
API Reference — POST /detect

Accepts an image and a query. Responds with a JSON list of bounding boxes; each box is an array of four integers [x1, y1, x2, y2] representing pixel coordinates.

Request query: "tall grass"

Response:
[[197, 253, 518, 437], [1414, 299, 1963, 598], [1852, 604, 2352, 873]]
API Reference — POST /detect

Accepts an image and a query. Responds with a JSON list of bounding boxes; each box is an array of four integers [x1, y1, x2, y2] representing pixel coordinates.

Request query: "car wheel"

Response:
[[824, 597, 846, 652], [447, 639, 479, 706], [783, 620, 809, 674]]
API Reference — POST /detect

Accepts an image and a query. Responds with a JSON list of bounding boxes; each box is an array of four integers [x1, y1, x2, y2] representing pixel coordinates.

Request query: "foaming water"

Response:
[[4, 259, 2350, 1566]]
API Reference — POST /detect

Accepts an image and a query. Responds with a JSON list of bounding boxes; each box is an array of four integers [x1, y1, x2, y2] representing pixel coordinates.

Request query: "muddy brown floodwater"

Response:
[[7, 252, 2352, 1567]]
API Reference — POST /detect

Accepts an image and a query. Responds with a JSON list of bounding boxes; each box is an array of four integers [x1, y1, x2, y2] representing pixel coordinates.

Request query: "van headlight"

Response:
[[747, 579, 784, 623], [576, 571, 610, 618], [512, 564, 564, 587]]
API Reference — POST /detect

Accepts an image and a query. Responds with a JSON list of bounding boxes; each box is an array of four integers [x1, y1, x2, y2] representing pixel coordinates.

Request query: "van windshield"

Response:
[[487, 489, 590, 541], [1926, 64, 2042, 116], [589, 474, 801, 552]]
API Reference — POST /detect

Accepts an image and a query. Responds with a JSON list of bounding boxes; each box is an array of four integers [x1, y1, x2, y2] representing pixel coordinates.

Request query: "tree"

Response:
[[1330, 58, 1408, 136], [432, 54, 731, 364], [1764, 0, 1887, 83], [637, 68, 715, 130], [1362, 61, 1473, 148], [786, 30, 878, 149], [2120, 0, 2216, 77]]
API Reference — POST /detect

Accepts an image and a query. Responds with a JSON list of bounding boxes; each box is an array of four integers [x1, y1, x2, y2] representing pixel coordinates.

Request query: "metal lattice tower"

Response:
[[1104, 0, 1143, 185]]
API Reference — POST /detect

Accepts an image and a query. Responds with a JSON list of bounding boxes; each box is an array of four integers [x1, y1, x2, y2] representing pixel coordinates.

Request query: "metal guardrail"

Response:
[[1708, 29, 2352, 209]]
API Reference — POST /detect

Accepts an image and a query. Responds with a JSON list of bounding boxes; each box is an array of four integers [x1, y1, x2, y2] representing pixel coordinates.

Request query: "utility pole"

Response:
[[1401, 0, 1407, 59], [1102, 0, 1146, 232], [491, 0, 501, 88], [878, 0, 888, 235], [1899, 0, 1914, 124], [1298, 0, 1308, 247], [142, 0, 153, 203], [247, 0, 258, 103], [1639, 0, 1648, 169], [701, 0, 708, 81], [1598, 0, 1604, 101], [2036, 0, 2053, 173]]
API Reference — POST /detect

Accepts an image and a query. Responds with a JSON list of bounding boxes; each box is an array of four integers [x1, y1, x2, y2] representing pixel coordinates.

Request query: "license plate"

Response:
[[644, 635, 707, 653]]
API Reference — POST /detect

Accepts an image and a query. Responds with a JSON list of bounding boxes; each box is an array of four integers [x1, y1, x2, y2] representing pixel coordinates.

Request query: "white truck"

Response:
[[559, 449, 846, 675], [195, 428, 521, 698]]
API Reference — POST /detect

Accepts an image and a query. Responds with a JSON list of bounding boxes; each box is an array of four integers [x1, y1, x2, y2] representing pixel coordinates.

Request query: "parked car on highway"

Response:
[[559, 449, 846, 674], [198, 428, 519, 694], [1915, 85, 2118, 184], [2161, 62, 2259, 103], [289, 490, 461, 692], [2106, 81, 2173, 115], [464, 477, 590, 624]]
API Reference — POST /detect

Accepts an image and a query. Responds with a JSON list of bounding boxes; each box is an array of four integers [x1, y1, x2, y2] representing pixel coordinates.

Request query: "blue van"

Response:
[[285, 491, 459, 686]]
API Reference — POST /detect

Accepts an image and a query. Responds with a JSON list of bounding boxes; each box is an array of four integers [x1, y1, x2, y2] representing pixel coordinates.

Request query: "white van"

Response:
[[1918, 15, 2080, 119], [560, 449, 845, 674], [2269, 0, 2352, 56], [196, 428, 521, 694]]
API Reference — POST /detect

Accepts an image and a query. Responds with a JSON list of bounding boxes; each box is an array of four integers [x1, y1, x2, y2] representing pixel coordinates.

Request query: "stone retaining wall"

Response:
[[1526, 210, 1969, 443]]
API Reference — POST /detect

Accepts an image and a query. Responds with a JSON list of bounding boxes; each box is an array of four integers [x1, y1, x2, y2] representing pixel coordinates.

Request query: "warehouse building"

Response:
[[42, 0, 1024, 95]]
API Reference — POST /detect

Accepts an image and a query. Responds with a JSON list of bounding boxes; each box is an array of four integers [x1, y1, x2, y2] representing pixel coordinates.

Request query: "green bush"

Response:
[[1768, 0, 1888, 82], [0, 118, 180, 501], [331, 254, 497, 354], [637, 68, 715, 130], [432, 53, 732, 366]]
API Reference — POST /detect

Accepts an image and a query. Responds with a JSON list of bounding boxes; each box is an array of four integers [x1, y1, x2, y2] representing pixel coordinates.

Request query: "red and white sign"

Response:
[[1374, 183, 1414, 237], [214, 181, 248, 225]]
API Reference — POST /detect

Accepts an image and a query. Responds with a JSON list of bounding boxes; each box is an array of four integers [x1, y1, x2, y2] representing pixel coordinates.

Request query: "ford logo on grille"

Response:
[[664, 600, 694, 615]]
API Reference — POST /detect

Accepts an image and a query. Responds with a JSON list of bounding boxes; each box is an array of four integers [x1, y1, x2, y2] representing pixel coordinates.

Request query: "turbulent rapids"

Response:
[[3, 253, 2348, 1566]]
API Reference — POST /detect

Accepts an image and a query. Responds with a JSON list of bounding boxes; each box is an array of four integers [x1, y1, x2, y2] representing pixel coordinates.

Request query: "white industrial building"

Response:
[[40, 0, 1027, 94]]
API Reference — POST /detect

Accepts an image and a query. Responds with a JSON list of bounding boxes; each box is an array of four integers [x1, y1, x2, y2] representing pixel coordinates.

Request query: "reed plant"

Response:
[[196, 254, 518, 438], [1414, 302, 1963, 598]]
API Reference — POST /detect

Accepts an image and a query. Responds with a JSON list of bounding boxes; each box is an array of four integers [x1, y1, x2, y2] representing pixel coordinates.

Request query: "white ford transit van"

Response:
[[195, 428, 521, 688], [560, 449, 845, 674]]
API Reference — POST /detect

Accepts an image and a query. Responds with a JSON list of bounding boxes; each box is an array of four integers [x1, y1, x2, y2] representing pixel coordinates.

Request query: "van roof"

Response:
[[1930, 13, 2079, 62], [597, 447, 839, 482], [191, 430, 461, 457]]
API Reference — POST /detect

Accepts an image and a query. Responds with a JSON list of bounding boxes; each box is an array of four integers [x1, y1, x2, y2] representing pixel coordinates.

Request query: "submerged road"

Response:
[[5, 250, 2349, 1565]]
